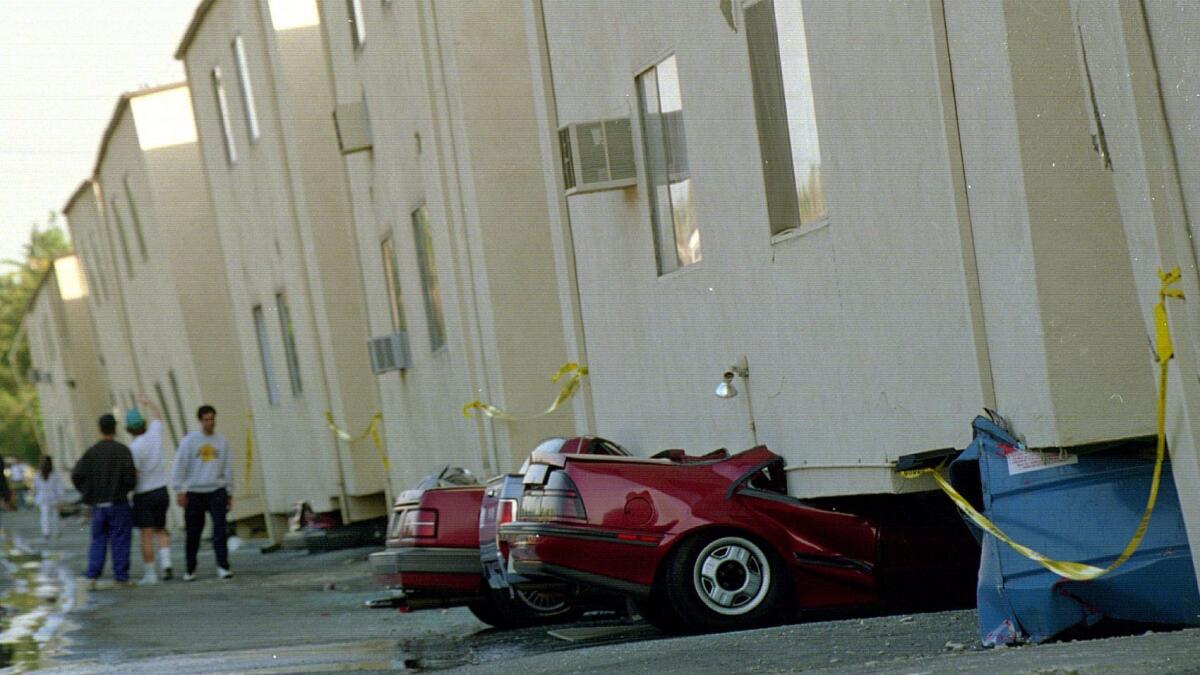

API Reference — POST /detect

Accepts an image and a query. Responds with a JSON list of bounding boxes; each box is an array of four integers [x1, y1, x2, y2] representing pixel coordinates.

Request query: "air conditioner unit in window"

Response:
[[368, 330, 412, 374], [334, 99, 372, 155], [558, 118, 637, 196]]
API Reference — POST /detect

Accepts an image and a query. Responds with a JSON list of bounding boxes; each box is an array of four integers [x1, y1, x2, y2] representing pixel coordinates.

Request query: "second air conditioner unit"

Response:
[[558, 118, 637, 196], [368, 331, 412, 374]]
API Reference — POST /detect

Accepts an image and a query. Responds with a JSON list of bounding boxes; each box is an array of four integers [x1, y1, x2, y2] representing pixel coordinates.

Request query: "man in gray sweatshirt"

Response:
[[170, 404, 233, 581]]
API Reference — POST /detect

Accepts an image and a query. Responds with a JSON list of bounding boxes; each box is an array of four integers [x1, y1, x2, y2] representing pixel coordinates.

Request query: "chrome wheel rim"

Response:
[[515, 589, 569, 614], [692, 536, 771, 616]]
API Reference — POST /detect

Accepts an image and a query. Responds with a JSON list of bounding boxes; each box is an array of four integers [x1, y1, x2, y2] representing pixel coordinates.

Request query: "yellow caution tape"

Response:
[[244, 412, 255, 483], [325, 411, 389, 471], [905, 267, 1184, 582], [462, 362, 589, 422]]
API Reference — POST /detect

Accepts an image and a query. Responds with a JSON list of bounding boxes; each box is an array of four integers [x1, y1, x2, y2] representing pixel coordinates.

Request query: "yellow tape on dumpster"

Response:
[[462, 363, 588, 422], [905, 267, 1184, 582], [325, 411, 389, 470]]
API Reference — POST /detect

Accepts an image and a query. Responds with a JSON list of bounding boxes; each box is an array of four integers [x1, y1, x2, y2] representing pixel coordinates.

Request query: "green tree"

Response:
[[0, 214, 73, 463]]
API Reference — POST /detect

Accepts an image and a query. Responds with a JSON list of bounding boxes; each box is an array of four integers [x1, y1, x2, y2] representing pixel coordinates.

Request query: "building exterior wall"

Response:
[[24, 257, 110, 471], [63, 183, 142, 433], [91, 85, 265, 524], [533, 0, 1155, 497], [316, 0, 577, 490], [179, 0, 385, 520]]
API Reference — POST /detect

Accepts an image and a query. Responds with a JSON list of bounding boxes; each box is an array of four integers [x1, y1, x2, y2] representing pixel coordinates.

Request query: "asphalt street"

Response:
[[1, 509, 1198, 673]]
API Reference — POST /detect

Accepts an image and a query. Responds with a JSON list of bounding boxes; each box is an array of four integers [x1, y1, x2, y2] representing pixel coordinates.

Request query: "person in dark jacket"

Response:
[[72, 413, 137, 588]]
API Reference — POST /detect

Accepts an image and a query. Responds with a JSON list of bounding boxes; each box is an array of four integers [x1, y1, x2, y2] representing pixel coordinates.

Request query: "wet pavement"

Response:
[[2, 508, 1200, 673]]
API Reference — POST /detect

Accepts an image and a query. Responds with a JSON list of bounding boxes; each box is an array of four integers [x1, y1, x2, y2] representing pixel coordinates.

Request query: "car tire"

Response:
[[662, 531, 788, 633], [468, 588, 578, 629]]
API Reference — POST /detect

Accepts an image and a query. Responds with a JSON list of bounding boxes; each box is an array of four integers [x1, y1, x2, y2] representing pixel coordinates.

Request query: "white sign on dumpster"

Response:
[[1006, 448, 1078, 475]]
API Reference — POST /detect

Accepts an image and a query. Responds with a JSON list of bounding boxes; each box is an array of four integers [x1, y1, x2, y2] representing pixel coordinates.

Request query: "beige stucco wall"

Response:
[[180, 0, 384, 520], [316, 0, 577, 491], [1064, 0, 1200, 592], [91, 85, 264, 523], [535, 0, 1157, 496], [63, 184, 142, 435], [24, 257, 110, 471]]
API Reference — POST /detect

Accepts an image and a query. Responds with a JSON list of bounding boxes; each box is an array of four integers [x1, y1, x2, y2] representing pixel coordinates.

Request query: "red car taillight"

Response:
[[399, 509, 438, 539], [520, 470, 587, 522]]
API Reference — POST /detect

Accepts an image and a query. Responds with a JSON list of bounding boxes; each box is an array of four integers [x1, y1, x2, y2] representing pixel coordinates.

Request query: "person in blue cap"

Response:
[[72, 413, 137, 589], [128, 395, 174, 584]]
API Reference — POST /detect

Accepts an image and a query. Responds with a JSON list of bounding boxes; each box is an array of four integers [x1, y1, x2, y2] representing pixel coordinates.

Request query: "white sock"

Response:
[[158, 548, 172, 570], [141, 568, 157, 581]]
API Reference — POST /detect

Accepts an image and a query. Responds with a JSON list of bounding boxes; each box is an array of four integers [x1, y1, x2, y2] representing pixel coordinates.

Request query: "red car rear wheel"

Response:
[[468, 588, 578, 629], [663, 532, 788, 632]]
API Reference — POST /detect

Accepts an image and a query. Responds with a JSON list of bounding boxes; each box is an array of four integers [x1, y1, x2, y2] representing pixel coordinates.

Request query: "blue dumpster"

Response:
[[948, 415, 1200, 644]]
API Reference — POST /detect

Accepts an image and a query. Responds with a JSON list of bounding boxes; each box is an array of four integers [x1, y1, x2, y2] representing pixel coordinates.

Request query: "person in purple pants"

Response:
[[71, 414, 137, 589]]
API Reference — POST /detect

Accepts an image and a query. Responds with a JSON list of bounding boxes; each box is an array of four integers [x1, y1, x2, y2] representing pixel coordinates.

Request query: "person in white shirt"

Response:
[[32, 455, 63, 540], [128, 395, 174, 584], [170, 404, 233, 581]]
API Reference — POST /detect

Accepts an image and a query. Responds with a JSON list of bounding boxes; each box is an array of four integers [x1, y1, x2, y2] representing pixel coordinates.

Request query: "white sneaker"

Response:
[[182, 572, 196, 582], [138, 571, 159, 586], [216, 567, 233, 580]]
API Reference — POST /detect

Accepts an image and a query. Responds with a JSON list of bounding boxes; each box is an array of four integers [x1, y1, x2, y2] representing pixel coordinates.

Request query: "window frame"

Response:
[[231, 34, 261, 143], [380, 234, 407, 334], [168, 369, 188, 435], [122, 175, 149, 259], [347, 0, 367, 50], [109, 198, 135, 278], [212, 65, 238, 165], [743, 0, 829, 239], [411, 205, 446, 352], [155, 382, 180, 447], [276, 292, 303, 396], [635, 54, 701, 276], [253, 304, 280, 405]]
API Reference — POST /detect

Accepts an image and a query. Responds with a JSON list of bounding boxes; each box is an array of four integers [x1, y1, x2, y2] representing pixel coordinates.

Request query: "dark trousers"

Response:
[[86, 503, 133, 581], [184, 488, 229, 574]]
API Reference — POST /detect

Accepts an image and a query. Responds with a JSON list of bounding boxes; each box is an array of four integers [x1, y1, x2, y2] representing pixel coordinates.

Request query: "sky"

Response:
[[0, 1, 199, 265]]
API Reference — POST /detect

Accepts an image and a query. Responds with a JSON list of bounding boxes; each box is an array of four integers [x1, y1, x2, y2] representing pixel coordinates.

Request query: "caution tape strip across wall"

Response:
[[903, 267, 1184, 582], [325, 411, 389, 470], [462, 362, 588, 422]]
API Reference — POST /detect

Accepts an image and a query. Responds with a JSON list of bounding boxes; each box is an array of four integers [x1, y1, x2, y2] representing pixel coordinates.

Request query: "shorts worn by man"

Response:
[[170, 404, 233, 581], [72, 414, 137, 588]]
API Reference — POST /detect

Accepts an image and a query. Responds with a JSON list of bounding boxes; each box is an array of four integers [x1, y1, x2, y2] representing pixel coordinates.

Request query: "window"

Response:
[[80, 243, 100, 303], [155, 382, 179, 447], [276, 293, 303, 395], [232, 35, 261, 142], [745, 0, 826, 235], [89, 233, 110, 302], [42, 317, 55, 363], [411, 206, 446, 351], [381, 235, 407, 333], [347, 0, 366, 48], [253, 305, 280, 405], [637, 55, 700, 274], [109, 200, 135, 277], [122, 176, 149, 259], [212, 66, 238, 164], [168, 369, 188, 435]]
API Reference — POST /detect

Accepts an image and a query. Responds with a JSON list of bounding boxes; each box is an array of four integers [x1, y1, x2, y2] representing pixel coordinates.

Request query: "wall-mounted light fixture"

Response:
[[715, 356, 757, 446]]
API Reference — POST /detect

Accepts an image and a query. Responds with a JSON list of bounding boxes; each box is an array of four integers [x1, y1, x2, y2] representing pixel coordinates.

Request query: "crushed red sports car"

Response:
[[501, 445, 978, 632], [369, 437, 632, 628]]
